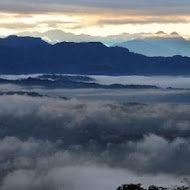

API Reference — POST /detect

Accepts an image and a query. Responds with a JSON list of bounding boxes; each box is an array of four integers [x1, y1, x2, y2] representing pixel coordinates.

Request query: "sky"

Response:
[[0, 0, 190, 37]]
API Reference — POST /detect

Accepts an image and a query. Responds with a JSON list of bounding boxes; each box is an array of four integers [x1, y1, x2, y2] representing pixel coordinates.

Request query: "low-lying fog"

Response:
[[0, 84, 190, 103], [90, 75, 190, 88], [1, 74, 190, 88]]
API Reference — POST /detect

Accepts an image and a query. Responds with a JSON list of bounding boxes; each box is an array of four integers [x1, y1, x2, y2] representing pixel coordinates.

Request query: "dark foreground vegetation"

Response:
[[117, 184, 189, 190]]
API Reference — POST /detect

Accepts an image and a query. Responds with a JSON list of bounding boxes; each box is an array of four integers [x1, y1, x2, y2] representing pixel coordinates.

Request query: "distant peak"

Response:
[[0, 35, 49, 47], [171, 32, 179, 35], [156, 31, 166, 34], [6, 35, 42, 40], [56, 41, 106, 48], [85, 42, 106, 46], [6, 35, 18, 39]]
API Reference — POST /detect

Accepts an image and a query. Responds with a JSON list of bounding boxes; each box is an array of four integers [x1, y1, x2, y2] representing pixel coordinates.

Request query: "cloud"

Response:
[[0, 94, 189, 189], [0, 136, 186, 190], [0, 95, 189, 172], [0, 22, 37, 29], [0, 95, 190, 141], [1, 0, 190, 15], [1, 1, 190, 25], [97, 17, 190, 25], [1, 0, 190, 38]]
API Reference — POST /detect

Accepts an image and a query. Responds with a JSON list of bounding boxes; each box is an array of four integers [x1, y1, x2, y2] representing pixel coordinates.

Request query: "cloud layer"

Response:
[[0, 94, 190, 190], [1, 0, 190, 15], [1, 0, 190, 38], [0, 136, 186, 190]]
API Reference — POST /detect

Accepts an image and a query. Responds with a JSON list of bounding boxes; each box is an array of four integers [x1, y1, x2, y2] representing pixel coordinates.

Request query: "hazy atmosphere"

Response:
[[0, 0, 190, 190]]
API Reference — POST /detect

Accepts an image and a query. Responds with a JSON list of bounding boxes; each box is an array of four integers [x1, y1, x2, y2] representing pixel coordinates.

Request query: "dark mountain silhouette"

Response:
[[0, 35, 50, 48], [0, 91, 45, 97], [0, 91, 69, 99], [0, 36, 190, 75], [0, 76, 159, 89]]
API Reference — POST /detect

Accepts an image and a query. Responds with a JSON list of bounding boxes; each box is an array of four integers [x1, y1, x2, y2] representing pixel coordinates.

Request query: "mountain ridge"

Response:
[[115, 35, 190, 56], [0, 35, 190, 75], [16, 30, 190, 56]]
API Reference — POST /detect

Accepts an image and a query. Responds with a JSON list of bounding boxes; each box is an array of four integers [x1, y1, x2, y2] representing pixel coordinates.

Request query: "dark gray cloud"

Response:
[[0, 136, 183, 190], [0, 95, 190, 169], [0, 135, 188, 190], [1, 0, 190, 15], [1, 95, 190, 141], [0, 94, 189, 189]]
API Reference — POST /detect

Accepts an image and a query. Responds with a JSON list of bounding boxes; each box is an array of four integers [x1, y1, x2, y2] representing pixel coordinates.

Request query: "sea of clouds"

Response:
[[0, 94, 189, 190]]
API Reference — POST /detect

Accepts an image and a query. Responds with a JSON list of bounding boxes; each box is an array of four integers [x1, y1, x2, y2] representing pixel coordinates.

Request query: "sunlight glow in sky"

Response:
[[0, 0, 190, 37]]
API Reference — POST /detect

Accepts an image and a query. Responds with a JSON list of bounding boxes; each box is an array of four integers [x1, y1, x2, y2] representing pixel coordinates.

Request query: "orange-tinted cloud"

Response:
[[0, 1, 190, 37]]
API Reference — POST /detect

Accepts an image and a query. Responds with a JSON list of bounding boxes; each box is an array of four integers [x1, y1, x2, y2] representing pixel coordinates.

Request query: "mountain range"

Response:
[[18, 30, 148, 45], [1, 35, 190, 75], [17, 30, 190, 57], [116, 32, 190, 57], [0, 75, 159, 89]]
